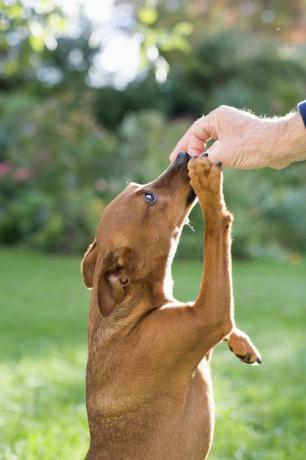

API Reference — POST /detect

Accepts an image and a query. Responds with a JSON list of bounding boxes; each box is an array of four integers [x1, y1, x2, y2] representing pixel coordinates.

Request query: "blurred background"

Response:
[[1, 0, 306, 259], [1, 1, 306, 459]]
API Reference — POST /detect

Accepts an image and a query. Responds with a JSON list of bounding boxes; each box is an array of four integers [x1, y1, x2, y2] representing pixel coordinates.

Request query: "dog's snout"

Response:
[[176, 152, 191, 163], [151, 149, 194, 194]]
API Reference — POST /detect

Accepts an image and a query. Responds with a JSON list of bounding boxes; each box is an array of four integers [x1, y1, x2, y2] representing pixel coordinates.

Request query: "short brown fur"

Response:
[[81, 155, 261, 460]]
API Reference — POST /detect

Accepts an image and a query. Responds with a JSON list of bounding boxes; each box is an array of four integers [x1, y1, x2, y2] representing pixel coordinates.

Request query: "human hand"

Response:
[[170, 105, 306, 169]]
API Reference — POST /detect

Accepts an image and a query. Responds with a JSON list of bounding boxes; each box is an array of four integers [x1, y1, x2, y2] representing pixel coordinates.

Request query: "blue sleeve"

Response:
[[297, 100, 306, 128]]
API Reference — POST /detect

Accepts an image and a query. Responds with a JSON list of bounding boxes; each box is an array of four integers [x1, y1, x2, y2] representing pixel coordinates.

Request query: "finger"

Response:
[[169, 115, 216, 162], [207, 141, 236, 168], [205, 140, 229, 166], [204, 140, 221, 164], [187, 138, 207, 157], [169, 130, 191, 162], [170, 137, 205, 161]]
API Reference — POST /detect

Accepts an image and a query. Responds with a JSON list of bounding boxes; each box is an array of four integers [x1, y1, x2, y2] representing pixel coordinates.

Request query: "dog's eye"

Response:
[[144, 192, 157, 205]]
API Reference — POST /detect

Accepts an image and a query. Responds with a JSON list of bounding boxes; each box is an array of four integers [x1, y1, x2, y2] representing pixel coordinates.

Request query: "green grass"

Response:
[[1, 249, 305, 459]]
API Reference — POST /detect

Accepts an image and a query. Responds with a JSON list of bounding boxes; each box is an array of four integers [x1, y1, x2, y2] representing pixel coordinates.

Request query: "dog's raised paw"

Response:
[[187, 157, 224, 213], [227, 330, 262, 366], [235, 352, 262, 366]]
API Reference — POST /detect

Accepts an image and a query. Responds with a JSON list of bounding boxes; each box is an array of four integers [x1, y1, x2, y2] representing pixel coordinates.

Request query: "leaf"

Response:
[[7, 4, 23, 19], [137, 7, 158, 26], [29, 35, 44, 53], [158, 32, 191, 53], [174, 21, 193, 36], [48, 13, 67, 34]]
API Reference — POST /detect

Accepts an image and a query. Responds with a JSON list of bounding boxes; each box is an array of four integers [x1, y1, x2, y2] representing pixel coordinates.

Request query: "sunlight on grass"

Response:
[[1, 249, 305, 459], [0, 349, 88, 459]]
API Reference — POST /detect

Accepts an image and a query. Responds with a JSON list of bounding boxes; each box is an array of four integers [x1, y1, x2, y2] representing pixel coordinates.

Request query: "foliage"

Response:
[[1, 2, 306, 258], [1, 249, 306, 458], [0, 0, 67, 87], [93, 29, 306, 125], [2, 88, 306, 258], [0, 92, 116, 252], [189, 30, 306, 115], [0, 92, 189, 253], [0, 0, 97, 93]]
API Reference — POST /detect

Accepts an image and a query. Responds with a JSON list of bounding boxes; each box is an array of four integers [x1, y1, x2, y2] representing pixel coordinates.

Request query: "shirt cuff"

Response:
[[297, 100, 306, 128]]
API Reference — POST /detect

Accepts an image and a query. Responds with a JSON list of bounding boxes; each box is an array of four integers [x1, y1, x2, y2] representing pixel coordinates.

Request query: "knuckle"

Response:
[[219, 104, 230, 111], [194, 115, 205, 125], [216, 104, 230, 115]]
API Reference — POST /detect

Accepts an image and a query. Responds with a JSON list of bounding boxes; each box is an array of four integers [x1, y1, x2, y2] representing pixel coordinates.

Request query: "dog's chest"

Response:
[[87, 354, 215, 460]]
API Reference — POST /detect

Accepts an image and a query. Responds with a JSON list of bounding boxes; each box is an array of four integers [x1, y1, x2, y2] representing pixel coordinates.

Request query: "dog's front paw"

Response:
[[188, 155, 231, 223], [227, 329, 262, 365], [188, 155, 221, 198]]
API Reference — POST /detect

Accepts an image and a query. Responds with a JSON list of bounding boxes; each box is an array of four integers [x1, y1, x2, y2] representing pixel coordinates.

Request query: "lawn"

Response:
[[0, 248, 305, 460]]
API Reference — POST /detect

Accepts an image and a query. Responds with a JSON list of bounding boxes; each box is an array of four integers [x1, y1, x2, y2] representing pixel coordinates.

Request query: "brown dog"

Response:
[[81, 153, 261, 460]]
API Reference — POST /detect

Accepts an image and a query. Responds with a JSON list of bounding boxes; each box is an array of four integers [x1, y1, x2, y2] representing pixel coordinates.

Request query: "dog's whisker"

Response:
[[185, 218, 195, 232]]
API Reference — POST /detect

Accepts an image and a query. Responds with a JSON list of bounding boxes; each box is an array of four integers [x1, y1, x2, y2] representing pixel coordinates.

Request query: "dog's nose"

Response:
[[176, 152, 191, 162]]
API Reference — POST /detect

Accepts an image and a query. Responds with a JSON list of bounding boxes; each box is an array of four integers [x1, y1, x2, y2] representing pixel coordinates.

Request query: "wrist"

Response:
[[267, 111, 306, 169]]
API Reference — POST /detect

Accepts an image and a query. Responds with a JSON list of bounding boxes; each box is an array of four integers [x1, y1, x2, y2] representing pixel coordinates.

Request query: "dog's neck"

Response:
[[147, 235, 181, 306], [147, 261, 174, 307], [107, 257, 174, 332]]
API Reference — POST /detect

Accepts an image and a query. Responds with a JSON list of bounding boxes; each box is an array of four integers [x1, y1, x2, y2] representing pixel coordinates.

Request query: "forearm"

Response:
[[268, 111, 306, 169]]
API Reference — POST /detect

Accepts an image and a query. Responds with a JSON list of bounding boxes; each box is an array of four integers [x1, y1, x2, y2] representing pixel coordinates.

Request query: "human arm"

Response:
[[170, 105, 306, 170]]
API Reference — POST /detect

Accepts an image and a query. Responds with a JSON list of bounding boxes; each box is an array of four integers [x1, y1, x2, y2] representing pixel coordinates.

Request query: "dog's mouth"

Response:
[[174, 152, 197, 206], [170, 151, 197, 206], [174, 151, 192, 171], [168, 151, 192, 182], [186, 188, 196, 206], [149, 151, 195, 206]]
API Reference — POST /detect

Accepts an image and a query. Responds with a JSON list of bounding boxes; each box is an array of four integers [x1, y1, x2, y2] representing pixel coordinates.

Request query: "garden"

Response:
[[1, 1, 306, 458]]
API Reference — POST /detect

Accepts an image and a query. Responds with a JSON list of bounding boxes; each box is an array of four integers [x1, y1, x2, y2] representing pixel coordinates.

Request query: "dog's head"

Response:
[[81, 152, 196, 317]]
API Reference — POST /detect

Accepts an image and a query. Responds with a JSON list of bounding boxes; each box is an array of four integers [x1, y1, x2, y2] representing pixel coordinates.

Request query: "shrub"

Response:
[[0, 92, 115, 252]]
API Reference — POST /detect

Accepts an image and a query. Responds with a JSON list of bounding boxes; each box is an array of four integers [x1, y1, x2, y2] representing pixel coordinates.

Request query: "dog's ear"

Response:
[[97, 247, 134, 317], [81, 239, 97, 288]]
